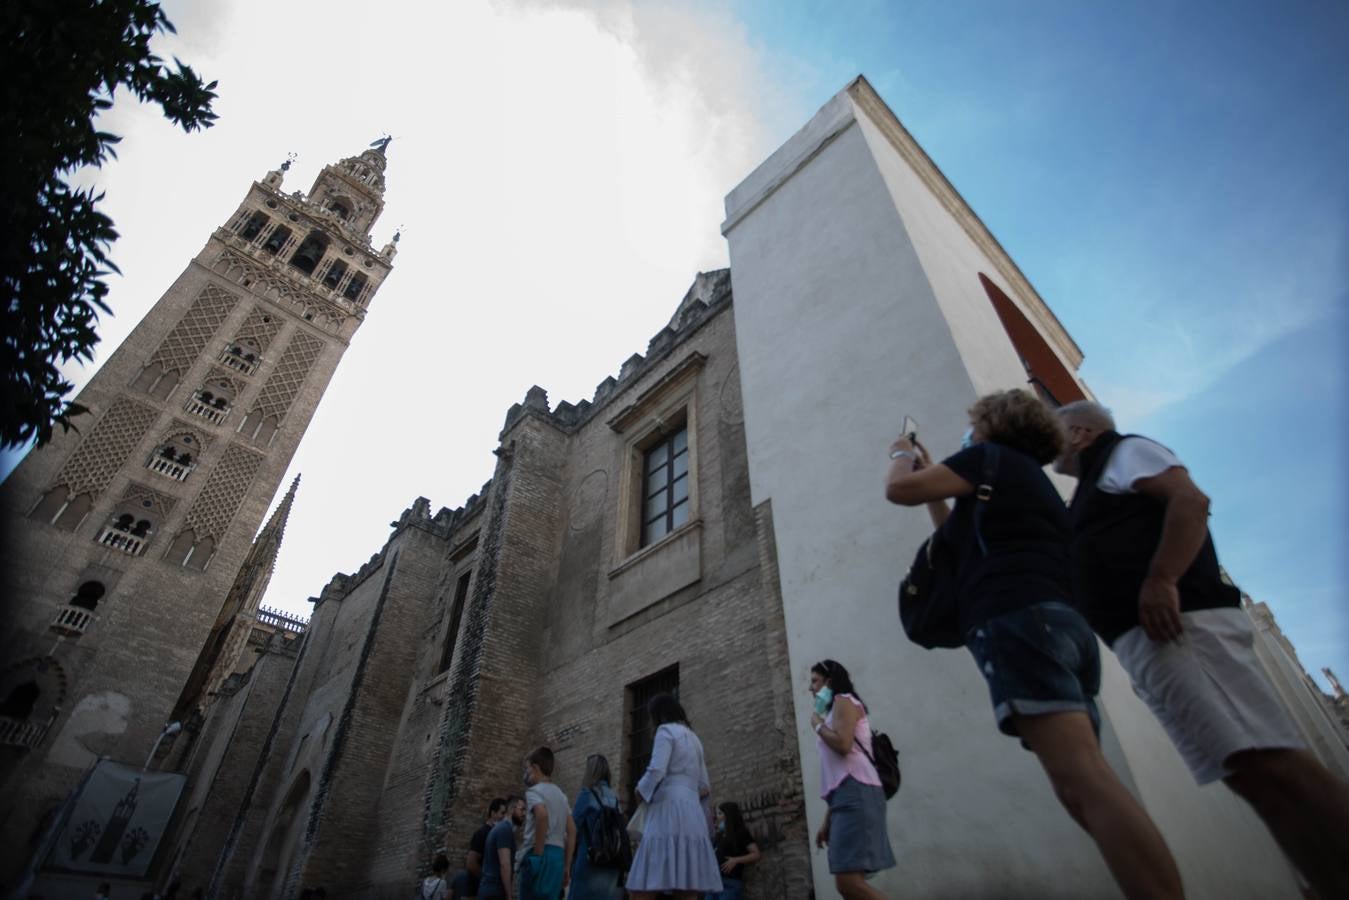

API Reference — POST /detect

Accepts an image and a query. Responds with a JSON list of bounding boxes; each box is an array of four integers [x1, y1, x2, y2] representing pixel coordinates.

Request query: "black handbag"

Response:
[[898, 444, 999, 648]]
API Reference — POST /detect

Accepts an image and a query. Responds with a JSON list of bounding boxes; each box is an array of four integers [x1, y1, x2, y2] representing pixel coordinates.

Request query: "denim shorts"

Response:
[[966, 601, 1101, 739]]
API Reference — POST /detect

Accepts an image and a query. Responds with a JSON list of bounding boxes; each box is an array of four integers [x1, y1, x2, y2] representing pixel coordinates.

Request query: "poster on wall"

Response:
[[48, 759, 186, 876]]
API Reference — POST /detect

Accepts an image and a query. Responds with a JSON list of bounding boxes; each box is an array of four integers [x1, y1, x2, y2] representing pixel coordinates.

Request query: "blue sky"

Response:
[[727, 0, 1349, 684], [4, 0, 1345, 689]]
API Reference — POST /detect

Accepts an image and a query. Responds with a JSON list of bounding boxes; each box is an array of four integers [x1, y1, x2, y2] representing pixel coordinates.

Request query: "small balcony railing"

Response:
[[185, 398, 229, 424], [50, 606, 95, 637], [0, 716, 48, 750], [147, 456, 192, 481], [97, 527, 146, 556], [220, 349, 260, 375]]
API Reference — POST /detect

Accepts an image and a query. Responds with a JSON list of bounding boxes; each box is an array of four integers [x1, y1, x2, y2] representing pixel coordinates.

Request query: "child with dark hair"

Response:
[[419, 853, 450, 900], [519, 747, 575, 900], [626, 693, 723, 899], [707, 802, 761, 900]]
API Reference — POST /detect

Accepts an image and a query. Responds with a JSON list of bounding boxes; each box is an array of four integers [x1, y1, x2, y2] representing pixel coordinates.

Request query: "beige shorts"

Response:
[[1114, 607, 1305, 784]]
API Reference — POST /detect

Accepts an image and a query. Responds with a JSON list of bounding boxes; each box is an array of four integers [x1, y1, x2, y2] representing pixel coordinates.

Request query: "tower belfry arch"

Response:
[[0, 139, 399, 887]]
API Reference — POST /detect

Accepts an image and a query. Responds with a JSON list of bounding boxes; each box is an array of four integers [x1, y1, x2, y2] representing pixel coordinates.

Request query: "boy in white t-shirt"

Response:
[[517, 746, 575, 900], [1057, 400, 1349, 897]]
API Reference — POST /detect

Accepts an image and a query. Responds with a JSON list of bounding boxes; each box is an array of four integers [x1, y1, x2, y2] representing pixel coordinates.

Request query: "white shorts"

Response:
[[1113, 607, 1306, 785]]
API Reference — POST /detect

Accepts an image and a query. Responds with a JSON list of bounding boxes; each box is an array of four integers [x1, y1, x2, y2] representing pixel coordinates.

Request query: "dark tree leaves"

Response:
[[1, 0, 219, 449]]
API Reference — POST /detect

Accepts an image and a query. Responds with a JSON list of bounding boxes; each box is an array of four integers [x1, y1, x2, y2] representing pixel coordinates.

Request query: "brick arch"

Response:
[[979, 273, 1086, 406]]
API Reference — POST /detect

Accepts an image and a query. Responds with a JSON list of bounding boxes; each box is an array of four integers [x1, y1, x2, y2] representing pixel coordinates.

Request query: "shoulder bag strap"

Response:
[[972, 443, 1000, 555]]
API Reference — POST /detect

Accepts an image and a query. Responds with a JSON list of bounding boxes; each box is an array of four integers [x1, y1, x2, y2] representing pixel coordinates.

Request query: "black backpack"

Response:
[[858, 731, 902, 800], [898, 444, 1000, 649], [584, 789, 633, 869]]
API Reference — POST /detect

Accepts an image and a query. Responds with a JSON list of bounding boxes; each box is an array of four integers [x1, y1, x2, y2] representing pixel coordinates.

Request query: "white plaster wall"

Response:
[[847, 101, 1300, 899], [723, 83, 1300, 898], [724, 105, 1114, 899]]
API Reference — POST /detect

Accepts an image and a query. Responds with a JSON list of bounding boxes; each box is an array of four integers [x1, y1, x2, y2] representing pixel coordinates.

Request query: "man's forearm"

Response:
[[1149, 494, 1210, 582]]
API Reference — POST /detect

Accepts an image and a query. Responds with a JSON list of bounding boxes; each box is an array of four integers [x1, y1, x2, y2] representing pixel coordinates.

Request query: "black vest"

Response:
[[1068, 431, 1239, 645]]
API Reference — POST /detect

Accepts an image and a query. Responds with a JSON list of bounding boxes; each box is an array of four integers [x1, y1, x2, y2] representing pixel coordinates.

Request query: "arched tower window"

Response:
[[96, 505, 159, 556], [221, 338, 262, 375], [261, 224, 293, 256], [130, 362, 180, 400], [70, 581, 105, 611], [327, 197, 352, 220], [321, 259, 348, 291], [239, 211, 269, 241], [29, 488, 93, 531], [167, 530, 215, 571], [342, 272, 368, 303], [147, 433, 198, 481], [289, 231, 329, 276], [50, 581, 106, 638], [186, 378, 237, 425], [237, 410, 280, 446]]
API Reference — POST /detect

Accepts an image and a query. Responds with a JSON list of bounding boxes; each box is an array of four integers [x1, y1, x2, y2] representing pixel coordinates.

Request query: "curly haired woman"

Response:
[[885, 389, 1185, 900]]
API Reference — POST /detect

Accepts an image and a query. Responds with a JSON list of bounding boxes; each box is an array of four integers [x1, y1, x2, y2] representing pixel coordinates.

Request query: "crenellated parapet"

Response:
[[500, 269, 731, 438]]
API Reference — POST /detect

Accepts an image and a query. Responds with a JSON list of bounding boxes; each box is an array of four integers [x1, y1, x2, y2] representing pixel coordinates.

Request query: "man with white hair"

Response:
[[1055, 400, 1349, 897]]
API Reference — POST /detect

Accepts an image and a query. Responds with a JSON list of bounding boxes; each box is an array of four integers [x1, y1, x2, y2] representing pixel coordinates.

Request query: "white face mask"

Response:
[[960, 427, 975, 450]]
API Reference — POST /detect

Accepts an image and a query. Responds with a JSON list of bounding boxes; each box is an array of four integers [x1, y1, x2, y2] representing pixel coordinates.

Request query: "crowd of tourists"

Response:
[[417, 387, 1349, 900], [423, 696, 759, 900]]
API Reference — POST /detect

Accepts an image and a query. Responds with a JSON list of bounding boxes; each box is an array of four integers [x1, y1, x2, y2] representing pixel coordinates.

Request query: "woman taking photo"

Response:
[[569, 754, 624, 900], [810, 659, 894, 899], [707, 802, 760, 900], [625, 694, 723, 899], [884, 389, 1184, 900]]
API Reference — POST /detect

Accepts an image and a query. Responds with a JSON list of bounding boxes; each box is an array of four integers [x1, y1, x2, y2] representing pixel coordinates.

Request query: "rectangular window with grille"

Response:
[[625, 664, 679, 808], [640, 427, 689, 546]]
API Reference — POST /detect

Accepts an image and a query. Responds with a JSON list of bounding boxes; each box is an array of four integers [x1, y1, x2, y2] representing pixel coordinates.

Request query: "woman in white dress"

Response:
[[626, 694, 723, 899]]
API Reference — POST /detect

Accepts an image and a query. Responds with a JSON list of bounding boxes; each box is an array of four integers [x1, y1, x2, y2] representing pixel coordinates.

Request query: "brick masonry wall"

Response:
[[167, 282, 810, 898]]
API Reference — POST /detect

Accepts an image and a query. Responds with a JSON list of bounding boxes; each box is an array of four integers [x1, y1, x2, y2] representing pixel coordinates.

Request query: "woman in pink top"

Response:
[[810, 659, 894, 898]]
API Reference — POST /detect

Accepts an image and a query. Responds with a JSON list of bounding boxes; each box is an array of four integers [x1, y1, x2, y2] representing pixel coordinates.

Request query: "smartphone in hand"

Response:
[[900, 415, 919, 442]]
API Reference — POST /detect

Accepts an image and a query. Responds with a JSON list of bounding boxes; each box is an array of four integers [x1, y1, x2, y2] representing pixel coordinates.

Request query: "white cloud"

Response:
[[21, 0, 786, 619]]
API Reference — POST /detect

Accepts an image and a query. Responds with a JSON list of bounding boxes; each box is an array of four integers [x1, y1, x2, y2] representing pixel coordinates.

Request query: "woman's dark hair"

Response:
[[811, 659, 865, 713], [432, 853, 449, 874], [718, 801, 754, 850], [647, 693, 690, 728]]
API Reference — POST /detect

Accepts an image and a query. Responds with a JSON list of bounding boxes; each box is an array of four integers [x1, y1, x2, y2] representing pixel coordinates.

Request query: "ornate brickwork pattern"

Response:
[[54, 399, 160, 497], [250, 331, 325, 421], [149, 284, 239, 375], [184, 443, 265, 540], [157, 421, 215, 452], [212, 249, 348, 334], [233, 306, 284, 353], [201, 367, 247, 397], [118, 482, 177, 519]]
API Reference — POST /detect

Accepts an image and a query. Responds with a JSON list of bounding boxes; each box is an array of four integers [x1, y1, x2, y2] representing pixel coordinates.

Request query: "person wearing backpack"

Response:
[[885, 389, 1185, 900], [706, 802, 761, 900], [809, 659, 894, 899], [569, 753, 626, 899]]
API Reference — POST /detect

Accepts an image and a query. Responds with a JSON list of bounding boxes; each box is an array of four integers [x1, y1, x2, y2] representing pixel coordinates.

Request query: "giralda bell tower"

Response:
[[0, 139, 399, 877]]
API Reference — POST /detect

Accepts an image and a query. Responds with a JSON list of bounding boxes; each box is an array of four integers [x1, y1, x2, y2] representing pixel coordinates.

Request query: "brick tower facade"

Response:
[[0, 141, 398, 883]]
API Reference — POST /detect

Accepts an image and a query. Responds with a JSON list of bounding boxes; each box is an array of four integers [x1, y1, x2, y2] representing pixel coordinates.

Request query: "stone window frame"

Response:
[[608, 352, 705, 568]]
